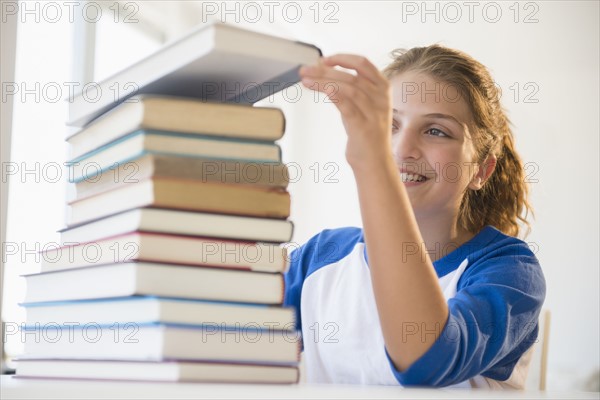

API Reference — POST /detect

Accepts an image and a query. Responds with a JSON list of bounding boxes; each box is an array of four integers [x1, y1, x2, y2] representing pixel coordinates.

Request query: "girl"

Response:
[[285, 45, 546, 388]]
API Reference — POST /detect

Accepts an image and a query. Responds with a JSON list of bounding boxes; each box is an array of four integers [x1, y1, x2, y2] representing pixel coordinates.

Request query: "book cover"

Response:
[[15, 359, 300, 384], [67, 130, 283, 183], [68, 22, 321, 126], [24, 262, 286, 304], [66, 177, 291, 226], [40, 231, 289, 273], [59, 208, 294, 244], [68, 95, 286, 159]]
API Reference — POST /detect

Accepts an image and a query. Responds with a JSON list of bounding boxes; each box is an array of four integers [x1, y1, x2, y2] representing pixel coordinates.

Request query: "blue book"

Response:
[[67, 129, 283, 183], [22, 296, 295, 332]]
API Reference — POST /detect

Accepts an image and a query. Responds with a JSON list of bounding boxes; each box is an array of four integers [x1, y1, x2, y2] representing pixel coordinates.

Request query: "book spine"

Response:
[[286, 220, 295, 243]]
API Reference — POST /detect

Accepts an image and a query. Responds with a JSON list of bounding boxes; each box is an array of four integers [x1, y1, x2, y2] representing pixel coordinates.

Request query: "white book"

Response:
[[23, 262, 284, 304], [23, 296, 295, 331], [60, 208, 294, 244], [20, 324, 300, 364], [15, 359, 299, 384], [40, 232, 288, 273], [68, 22, 321, 127]]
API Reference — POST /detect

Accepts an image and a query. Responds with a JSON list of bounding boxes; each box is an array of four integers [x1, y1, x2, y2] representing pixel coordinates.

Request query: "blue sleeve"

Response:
[[386, 241, 546, 387]]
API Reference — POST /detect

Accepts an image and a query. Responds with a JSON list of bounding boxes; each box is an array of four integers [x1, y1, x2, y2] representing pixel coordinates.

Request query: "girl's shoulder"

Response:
[[290, 226, 365, 268], [464, 225, 540, 265], [455, 225, 545, 294]]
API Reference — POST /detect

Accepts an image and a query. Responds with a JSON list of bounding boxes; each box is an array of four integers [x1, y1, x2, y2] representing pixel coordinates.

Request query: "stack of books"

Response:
[[16, 22, 321, 384]]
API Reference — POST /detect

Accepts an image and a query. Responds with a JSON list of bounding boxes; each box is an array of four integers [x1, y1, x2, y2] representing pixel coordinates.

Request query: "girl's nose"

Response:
[[392, 127, 421, 160]]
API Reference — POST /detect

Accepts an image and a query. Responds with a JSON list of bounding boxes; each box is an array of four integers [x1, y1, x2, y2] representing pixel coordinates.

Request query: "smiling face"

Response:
[[390, 71, 483, 223]]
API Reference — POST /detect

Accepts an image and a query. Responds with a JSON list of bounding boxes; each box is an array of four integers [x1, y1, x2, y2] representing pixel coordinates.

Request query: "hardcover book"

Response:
[[66, 177, 290, 226], [15, 359, 299, 384], [67, 130, 283, 183], [23, 296, 295, 329], [68, 22, 321, 126], [20, 324, 301, 364], [60, 208, 294, 244], [68, 95, 286, 160], [24, 262, 285, 304], [40, 232, 288, 273], [67, 153, 289, 200]]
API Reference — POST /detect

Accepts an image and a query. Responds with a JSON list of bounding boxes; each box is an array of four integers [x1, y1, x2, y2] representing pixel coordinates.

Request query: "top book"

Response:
[[68, 22, 322, 127]]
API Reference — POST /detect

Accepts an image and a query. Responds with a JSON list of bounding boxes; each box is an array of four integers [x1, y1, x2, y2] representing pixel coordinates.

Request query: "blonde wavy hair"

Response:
[[383, 45, 532, 238]]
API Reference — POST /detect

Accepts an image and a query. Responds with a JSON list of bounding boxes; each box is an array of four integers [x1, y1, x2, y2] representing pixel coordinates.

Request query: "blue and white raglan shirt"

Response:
[[284, 225, 546, 388]]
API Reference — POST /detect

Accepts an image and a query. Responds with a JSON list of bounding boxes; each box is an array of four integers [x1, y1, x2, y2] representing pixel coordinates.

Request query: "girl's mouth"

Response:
[[400, 172, 428, 183]]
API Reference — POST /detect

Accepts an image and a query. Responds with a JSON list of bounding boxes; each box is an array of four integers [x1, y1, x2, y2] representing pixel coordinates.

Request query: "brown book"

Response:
[[67, 95, 286, 160], [66, 177, 290, 227], [68, 153, 289, 202]]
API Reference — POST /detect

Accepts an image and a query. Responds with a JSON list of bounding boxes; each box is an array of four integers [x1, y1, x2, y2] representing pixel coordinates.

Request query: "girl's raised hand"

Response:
[[299, 54, 393, 170]]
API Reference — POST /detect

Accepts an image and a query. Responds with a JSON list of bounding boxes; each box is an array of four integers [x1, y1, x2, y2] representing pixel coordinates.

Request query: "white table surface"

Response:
[[1, 375, 598, 399]]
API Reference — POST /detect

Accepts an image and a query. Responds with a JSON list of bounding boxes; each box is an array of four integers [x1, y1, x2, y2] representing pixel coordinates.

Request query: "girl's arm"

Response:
[[299, 55, 448, 371]]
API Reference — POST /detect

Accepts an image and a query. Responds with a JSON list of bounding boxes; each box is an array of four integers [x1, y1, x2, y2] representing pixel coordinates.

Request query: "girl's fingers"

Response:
[[300, 63, 377, 99], [300, 65, 389, 110], [321, 54, 387, 88], [299, 54, 392, 139], [301, 77, 367, 121]]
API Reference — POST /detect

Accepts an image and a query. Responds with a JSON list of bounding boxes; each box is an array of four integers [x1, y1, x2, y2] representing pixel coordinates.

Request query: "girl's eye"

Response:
[[391, 123, 400, 135], [426, 128, 448, 137]]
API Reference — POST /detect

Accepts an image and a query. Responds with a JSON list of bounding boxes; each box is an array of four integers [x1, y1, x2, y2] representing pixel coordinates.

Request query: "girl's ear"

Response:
[[469, 154, 497, 190]]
